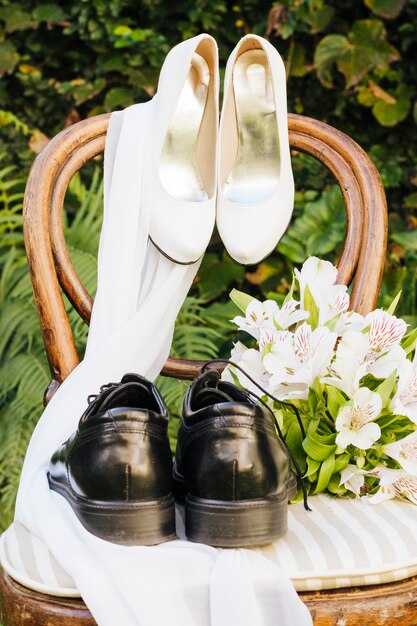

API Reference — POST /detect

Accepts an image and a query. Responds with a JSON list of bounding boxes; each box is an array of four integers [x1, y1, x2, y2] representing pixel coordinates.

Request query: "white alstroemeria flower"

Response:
[[391, 474, 417, 505], [258, 326, 278, 351], [221, 342, 270, 396], [383, 431, 417, 475], [324, 331, 369, 397], [295, 257, 349, 325], [339, 464, 375, 496], [334, 311, 367, 335], [273, 298, 309, 330], [365, 310, 407, 363], [366, 466, 417, 505], [391, 351, 417, 423], [365, 467, 405, 504], [264, 323, 337, 401], [232, 299, 278, 339], [335, 387, 382, 450], [366, 344, 406, 379]]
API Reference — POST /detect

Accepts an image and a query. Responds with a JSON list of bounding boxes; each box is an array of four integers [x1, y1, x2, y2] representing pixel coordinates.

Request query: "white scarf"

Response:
[[14, 100, 312, 626]]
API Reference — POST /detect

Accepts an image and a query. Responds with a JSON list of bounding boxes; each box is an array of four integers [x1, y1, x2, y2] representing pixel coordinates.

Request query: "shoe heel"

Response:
[[48, 473, 176, 546], [184, 493, 287, 547], [76, 496, 176, 546]]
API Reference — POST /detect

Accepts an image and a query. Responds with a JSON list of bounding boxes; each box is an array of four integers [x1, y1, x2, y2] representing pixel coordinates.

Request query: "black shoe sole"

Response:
[[184, 492, 288, 547], [48, 473, 176, 546]]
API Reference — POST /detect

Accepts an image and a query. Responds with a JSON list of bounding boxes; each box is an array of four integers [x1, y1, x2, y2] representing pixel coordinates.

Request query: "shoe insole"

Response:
[[159, 53, 210, 202], [223, 49, 280, 204]]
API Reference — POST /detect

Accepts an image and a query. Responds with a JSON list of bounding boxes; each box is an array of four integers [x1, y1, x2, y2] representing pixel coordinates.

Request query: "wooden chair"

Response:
[[3, 112, 415, 626]]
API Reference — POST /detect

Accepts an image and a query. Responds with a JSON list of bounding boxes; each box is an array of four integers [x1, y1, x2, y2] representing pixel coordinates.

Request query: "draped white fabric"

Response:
[[13, 99, 312, 626]]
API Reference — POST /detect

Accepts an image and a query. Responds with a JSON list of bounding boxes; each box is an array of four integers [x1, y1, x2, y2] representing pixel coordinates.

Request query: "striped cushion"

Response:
[[2, 495, 417, 597]]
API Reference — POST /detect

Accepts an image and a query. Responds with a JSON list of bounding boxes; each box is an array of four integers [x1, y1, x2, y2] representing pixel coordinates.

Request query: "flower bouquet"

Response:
[[223, 257, 417, 505]]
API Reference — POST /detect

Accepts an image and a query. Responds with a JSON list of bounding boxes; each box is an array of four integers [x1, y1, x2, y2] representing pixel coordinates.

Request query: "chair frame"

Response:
[[3, 113, 414, 626]]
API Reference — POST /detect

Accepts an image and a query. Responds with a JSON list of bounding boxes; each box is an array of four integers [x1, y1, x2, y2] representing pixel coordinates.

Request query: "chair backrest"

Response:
[[23, 112, 388, 399]]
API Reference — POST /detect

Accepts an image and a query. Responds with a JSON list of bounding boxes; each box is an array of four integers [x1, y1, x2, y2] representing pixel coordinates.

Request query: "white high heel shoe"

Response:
[[149, 34, 218, 265], [217, 34, 294, 265]]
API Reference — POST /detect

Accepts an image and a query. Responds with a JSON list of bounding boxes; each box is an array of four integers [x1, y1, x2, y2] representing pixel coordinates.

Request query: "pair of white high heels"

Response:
[[148, 33, 294, 266]]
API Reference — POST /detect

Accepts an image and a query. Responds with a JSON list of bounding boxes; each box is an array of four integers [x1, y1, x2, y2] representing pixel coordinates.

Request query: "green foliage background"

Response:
[[1, 0, 417, 529]]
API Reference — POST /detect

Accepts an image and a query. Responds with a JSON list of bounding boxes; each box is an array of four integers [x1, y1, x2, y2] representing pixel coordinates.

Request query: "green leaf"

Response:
[[32, 4, 67, 23], [304, 6, 334, 34], [303, 422, 337, 461], [314, 34, 347, 87], [308, 388, 318, 416], [0, 5, 33, 32], [277, 233, 306, 263], [104, 87, 133, 110], [315, 20, 399, 88], [304, 456, 320, 478], [287, 186, 345, 256], [303, 284, 319, 329], [113, 25, 133, 36], [401, 328, 417, 355], [375, 369, 398, 407], [326, 386, 346, 420], [373, 84, 410, 127], [387, 290, 402, 315], [0, 41, 19, 75], [289, 43, 307, 77], [364, 0, 405, 19], [327, 474, 348, 495], [286, 420, 307, 474], [334, 453, 350, 473], [229, 288, 258, 314], [391, 230, 417, 251], [315, 453, 336, 493], [197, 254, 245, 300]]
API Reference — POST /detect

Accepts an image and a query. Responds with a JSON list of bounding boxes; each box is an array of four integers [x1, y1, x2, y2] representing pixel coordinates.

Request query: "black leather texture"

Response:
[[174, 369, 291, 503], [49, 374, 173, 503]]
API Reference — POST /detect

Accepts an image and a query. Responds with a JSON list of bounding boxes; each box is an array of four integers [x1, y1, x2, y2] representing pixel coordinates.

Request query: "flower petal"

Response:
[[352, 422, 381, 450]]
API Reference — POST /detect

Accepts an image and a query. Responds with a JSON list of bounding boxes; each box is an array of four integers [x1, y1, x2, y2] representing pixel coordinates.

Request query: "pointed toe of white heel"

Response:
[[217, 34, 294, 266], [148, 34, 219, 265]]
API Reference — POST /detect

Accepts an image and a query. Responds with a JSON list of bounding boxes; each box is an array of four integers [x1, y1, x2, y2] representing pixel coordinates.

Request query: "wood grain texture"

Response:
[[3, 568, 417, 626], [9, 112, 393, 625]]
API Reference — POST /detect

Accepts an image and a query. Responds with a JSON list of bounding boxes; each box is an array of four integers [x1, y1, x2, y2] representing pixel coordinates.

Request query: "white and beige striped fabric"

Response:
[[2, 494, 417, 598]]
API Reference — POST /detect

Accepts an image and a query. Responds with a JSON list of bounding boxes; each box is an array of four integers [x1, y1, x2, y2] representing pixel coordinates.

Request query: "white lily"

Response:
[[264, 323, 337, 401], [232, 299, 278, 340], [335, 387, 382, 450], [221, 342, 270, 396], [383, 431, 417, 475], [295, 256, 349, 325], [391, 351, 417, 423]]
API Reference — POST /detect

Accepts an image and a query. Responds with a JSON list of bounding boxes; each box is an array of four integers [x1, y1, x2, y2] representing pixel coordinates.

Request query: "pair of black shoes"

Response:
[[48, 370, 296, 547]]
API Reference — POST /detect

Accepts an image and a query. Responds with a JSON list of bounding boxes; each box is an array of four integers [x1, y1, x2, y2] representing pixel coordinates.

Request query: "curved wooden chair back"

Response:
[[3, 113, 408, 626], [23, 112, 387, 395]]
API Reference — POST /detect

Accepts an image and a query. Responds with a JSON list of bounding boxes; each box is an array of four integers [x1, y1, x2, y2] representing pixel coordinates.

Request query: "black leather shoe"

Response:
[[48, 373, 176, 546], [173, 369, 296, 547]]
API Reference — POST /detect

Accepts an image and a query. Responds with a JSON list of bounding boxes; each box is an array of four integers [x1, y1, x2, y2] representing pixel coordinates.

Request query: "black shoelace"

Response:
[[201, 359, 311, 512], [87, 381, 119, 405]]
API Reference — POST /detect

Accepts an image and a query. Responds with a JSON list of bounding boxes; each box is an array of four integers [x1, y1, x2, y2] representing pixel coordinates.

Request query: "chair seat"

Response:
[[2, 495, 417, 599]]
